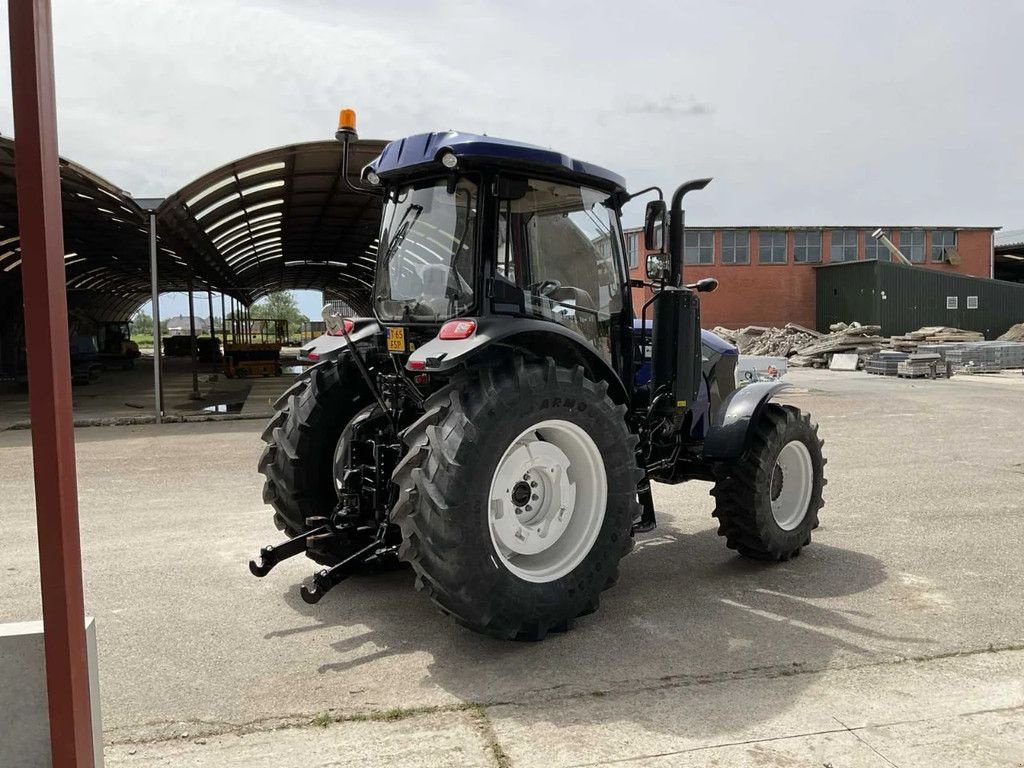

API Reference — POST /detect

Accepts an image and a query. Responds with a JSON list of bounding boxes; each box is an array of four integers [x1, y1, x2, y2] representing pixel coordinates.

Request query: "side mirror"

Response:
[[643, 200, 667, 251], [687, 277, 719, 293], [646, 252, 670, 281]]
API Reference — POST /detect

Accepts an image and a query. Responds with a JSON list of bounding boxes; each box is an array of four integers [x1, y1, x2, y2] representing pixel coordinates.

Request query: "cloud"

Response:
[[0, 0, 1021, 228], [620, 98, 714, 118]]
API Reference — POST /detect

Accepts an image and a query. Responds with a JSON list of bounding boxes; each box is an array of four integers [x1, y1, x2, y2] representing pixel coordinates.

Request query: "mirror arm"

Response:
[[623, 185, 664, 203]]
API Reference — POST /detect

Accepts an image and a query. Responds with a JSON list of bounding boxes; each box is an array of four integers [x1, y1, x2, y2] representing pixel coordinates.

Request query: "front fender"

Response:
[[702, 381, 790, 460], [407, 317, 629, 403]]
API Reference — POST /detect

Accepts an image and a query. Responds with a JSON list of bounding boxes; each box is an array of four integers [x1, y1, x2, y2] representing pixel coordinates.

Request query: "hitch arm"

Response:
[[248, 525, 330, 577], [299, 538, 383, 604]]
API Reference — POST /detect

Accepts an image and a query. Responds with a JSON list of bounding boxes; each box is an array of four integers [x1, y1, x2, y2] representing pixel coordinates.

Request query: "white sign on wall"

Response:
[[946, 296, 959, 310], [967, 296, 979, 309]]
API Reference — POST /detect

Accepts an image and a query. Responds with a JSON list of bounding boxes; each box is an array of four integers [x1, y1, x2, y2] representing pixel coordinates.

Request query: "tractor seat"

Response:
[[548, 286, 598, 338]]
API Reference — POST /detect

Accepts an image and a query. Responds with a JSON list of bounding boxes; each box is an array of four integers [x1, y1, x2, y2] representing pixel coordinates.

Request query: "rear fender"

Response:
[[702, 381, 790, 460], [296, 319, 381, 364], [406, 317, 629, 404]]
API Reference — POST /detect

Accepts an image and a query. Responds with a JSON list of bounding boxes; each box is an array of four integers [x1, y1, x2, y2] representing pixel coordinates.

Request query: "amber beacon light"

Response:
[[336, 108, 358, 141]]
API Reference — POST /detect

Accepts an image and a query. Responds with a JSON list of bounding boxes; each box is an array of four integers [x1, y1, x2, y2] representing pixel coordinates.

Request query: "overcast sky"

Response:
[[2, 0, 1022, 317]]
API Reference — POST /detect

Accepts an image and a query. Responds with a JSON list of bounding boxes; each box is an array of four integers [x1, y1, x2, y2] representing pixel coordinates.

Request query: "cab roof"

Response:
[[364, 132, 627, 193]]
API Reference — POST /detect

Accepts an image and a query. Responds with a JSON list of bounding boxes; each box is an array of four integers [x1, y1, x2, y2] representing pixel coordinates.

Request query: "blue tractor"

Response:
[[252, 112, 826, 639]]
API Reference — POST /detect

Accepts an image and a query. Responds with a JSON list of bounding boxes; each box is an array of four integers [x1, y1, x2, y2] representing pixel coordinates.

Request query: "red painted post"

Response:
[[8, 1, 95, 766]]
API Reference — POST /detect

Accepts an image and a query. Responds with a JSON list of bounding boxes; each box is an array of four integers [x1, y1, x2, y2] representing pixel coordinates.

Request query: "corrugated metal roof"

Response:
[[995, 228, 1024, 248], [624, 224, 1001, 234], [156, 139, 386, 314], [0, 136, 239, 322]]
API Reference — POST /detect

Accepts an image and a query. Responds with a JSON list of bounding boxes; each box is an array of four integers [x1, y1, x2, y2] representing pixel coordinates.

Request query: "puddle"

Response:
[[172, 383, 252, 414]]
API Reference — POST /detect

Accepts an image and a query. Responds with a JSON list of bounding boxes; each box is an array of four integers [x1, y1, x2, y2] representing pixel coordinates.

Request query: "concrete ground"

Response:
[[0, 353, 303, 430], [2, 368, 1023, 766]]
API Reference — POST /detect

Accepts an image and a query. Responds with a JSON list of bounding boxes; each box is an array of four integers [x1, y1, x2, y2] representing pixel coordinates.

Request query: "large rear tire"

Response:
[[258, 361, 370, 547], [710, 403, 825, 561], [391, 358, 641, 640]]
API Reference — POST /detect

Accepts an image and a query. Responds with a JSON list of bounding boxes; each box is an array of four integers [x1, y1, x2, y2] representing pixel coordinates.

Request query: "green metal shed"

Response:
[[816, 261, 1024, 338]]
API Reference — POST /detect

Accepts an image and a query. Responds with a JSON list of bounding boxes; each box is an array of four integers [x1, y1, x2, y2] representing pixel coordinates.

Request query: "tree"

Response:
[[132, 310, 153, 335], [250, 291, 308, 334]]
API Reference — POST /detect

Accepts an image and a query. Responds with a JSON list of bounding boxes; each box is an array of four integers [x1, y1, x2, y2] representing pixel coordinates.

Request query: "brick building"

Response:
[[625, 226, 998, 329]]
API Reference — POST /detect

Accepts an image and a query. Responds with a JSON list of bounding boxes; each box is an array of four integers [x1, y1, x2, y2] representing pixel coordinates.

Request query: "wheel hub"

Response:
[[487, 419, 607, 583], [510, 480, 532, 508], [770, 440, 814, 531]]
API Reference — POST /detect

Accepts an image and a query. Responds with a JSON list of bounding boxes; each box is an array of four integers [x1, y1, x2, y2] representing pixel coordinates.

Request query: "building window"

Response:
[[684, 230, 713, 265], [793, 231, 821, 263], [721, 230, 750, 264], [931, 230, 957, 262], [830, 230, 858, 262], [625, 232, 639, 269], [758, 231, 787, 264], [864, 230, 890, 261], [898, 229, 926, 263]]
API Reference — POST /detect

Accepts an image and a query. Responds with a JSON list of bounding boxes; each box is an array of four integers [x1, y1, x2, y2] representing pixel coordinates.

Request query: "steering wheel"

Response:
[[529, 279, 562, 297]]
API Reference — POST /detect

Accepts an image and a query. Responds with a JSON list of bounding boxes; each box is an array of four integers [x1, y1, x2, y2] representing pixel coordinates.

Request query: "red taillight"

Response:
[[438, 319, 477, 340], [328, 318, 355, 337], [307, 352, 320, 362], [408, 359, 427, 370]]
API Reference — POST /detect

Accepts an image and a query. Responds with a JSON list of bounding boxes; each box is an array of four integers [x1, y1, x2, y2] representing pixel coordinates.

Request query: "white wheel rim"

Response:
[[770, 440, 814, 531], [487, 419, 607, 583]]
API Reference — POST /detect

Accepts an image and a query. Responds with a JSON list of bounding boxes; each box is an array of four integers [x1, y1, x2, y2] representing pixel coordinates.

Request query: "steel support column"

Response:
[[207, 289, 217, 372], [8, 1, 95, 765], [187, 282, 200, 399], [149, 213, 162, 422]]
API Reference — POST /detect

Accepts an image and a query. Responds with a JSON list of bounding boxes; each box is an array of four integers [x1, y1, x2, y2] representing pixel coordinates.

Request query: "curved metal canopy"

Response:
[[156, 139, 386, 314], [0, 135, 244, 323], [0, 136, 387, 327]]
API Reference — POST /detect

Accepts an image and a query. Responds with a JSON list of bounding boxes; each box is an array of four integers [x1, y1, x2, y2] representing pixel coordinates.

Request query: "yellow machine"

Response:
[[223, 343, 282, 378]]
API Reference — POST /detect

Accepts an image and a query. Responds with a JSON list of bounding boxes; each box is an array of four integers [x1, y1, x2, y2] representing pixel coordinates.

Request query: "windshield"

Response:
[[374, 178, 477, 323]]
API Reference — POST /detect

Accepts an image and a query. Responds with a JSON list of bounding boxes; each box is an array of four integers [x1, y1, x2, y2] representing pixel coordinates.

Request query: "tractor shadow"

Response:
[[271, 522, 931, 740]]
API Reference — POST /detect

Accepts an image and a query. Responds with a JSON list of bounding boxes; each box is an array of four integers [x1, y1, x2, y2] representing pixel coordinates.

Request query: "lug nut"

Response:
[[525, 505, 532, 512], [515, 507, 523, 515], [530, 481, 538, 488], [523, 474, 530, 481], [531, 494, 539, 501]]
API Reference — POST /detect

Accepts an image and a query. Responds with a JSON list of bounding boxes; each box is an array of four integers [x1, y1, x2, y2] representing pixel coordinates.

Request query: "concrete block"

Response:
[[0, 618, 103, 768], [829, 352, 859, 371]]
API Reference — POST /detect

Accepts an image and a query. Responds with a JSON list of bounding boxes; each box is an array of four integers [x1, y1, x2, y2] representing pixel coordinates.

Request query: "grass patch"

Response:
[[310, 712, 332, 728]]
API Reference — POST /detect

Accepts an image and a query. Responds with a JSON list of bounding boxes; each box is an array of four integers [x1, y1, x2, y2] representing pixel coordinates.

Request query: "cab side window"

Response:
[[497, 180, 623, 361]]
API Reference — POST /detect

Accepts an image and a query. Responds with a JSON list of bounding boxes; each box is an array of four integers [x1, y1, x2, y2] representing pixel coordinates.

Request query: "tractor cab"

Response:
[[359, 131, 634, 382]]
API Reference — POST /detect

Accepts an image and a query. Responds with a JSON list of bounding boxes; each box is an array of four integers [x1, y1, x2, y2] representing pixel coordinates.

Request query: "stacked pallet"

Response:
[[896, 353, 943, 379], [889, 326, 984, 351], [864, 350, 909, 375], [946, 342, 1024, 372]]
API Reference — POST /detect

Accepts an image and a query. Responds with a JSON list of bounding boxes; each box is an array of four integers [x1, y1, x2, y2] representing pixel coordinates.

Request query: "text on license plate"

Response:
[[387, 327, 406, 352]]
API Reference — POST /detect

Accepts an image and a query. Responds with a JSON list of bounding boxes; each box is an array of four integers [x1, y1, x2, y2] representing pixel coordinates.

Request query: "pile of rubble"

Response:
[[998, 322, 1024, 342], [710, 322, 1005, 369], [711, 321, 885, 367], [710, 323, 820, 357]]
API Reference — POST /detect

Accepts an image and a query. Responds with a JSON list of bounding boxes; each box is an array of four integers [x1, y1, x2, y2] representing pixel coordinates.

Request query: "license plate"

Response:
[[387, 326, 406, 352]]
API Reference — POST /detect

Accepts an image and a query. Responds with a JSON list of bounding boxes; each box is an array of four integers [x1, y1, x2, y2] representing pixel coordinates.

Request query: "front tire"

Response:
[[391, 359, 641, 640], [710, 404, 825, 561]]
